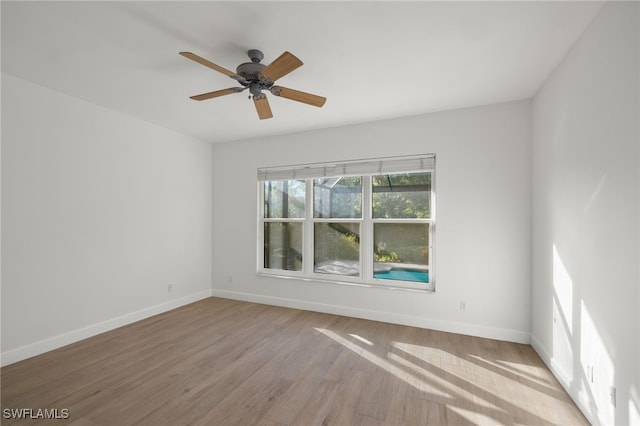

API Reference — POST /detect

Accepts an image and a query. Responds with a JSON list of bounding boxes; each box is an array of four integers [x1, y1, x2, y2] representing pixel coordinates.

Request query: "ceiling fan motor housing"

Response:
[[236, 61, 267, 82], [237, 50, 273, 96], [236, 49, 268, 82]]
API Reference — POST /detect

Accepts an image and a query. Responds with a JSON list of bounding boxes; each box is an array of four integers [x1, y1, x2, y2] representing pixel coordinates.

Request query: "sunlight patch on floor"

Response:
[[315, 327, 563, 424], [348, 334, 374, 346]]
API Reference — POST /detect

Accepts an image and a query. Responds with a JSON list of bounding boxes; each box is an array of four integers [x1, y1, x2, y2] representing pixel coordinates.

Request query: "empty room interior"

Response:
[[1, 1, 639, 425]]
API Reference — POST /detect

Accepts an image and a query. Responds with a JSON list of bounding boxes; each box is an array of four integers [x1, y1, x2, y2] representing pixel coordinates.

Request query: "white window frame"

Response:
[[257, 155, 435, 292]]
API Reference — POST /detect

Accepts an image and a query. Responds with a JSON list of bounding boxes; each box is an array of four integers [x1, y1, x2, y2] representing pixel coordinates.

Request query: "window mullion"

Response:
[[304, 178, 314, 275], [361, 175, 372, 281], [257, 182, 265, 271]]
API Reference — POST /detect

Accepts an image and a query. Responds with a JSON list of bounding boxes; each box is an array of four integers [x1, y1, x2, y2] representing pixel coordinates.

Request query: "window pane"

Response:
[[314, 222, 360, 276], [372, 172, 431, 219], [264, 180, 305, 219], [373, 223, 429, 283], [314, 176, 362, 218], [264, 222, 303, 271]]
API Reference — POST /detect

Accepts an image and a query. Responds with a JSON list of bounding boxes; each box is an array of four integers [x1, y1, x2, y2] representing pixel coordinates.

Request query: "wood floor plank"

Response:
[[1, 297, 588, 426]]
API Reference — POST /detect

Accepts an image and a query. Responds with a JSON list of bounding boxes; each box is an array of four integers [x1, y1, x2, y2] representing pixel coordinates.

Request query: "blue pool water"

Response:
[[374, 269, 429, 283]]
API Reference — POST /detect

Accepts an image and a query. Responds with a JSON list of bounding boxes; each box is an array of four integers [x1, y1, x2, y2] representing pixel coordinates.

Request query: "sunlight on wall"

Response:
[[581, 301, 615, 425], [583, 173, 607, 214], [552, 245, 574, 383], [553, 244, 573, 333], [630, 386, 640, 425]]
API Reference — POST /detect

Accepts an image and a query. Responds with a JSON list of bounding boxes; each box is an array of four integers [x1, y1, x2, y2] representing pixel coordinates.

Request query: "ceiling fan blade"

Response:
[[253, 94, 273, 120], [270, 86, 326, 108], [259, 51, 303, 82], [189, 87, 244, 101], [179, 51, 246, 83]]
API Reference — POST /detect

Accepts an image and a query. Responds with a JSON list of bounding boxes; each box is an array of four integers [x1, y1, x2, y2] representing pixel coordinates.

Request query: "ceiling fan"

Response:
[[179, 49, 326, 120]]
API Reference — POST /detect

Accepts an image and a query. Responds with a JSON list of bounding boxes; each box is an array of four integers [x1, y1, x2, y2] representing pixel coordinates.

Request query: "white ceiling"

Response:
[[2, 1, 603, 144]]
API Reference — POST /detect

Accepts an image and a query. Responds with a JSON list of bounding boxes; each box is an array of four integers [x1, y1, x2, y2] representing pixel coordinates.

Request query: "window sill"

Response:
[[256, 271, 435, 293]]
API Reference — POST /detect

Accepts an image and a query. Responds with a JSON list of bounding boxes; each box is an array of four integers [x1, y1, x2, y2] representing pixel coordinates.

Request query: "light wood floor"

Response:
[[2, 297, 588, 425]]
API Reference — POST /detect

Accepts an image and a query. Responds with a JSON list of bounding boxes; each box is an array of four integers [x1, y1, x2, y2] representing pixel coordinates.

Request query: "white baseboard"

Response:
[[1, 289, 213, 367], [211, 289, 531, 344]]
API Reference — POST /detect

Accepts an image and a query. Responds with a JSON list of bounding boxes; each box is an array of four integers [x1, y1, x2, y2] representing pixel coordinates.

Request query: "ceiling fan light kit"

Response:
[[179, 49, 326, 120]]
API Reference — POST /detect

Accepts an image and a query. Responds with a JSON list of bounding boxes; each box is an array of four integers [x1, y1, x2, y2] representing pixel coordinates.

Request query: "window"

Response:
[[263, 180, 305, 271], [314, 176, 362, 278], [258, 155, 435, 291], [372, 172, 431, 285]]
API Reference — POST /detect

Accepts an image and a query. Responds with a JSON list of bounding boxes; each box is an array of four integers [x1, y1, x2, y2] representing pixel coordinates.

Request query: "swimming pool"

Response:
[[374, 269, 429, 283]]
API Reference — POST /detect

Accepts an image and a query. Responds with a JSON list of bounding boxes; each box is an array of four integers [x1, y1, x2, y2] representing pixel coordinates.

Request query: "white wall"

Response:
[[1, 74, 213, 365], [212, 100, 532, 343], [531, 2, 639, 425]]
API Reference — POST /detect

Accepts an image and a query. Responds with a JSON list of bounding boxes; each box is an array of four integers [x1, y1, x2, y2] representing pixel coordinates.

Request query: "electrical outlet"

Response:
[[459, 301, 466, 312], [168, 283, 173, 292]]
